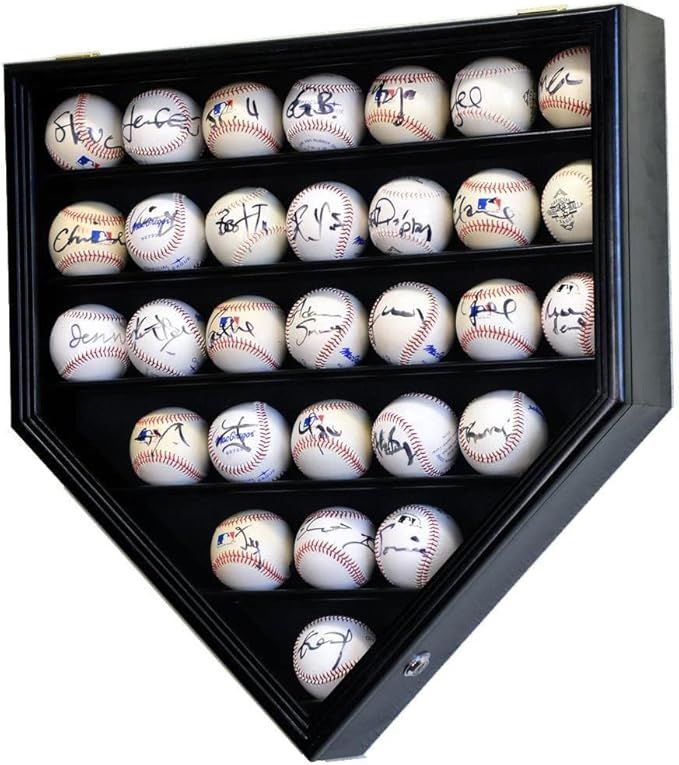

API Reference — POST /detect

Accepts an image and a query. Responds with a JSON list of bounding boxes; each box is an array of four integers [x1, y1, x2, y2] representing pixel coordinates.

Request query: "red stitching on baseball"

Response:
[[295, 660, 359, 686], [209, 83, 264, 100], [137, 411, 202, 426], [209, 402, 274, 479], [206, 117, 281, 154], [414, 505, 441, 588], [462, 177, 534, 194], [208, 336, 279, 369], [294, 539, 367, 586], [373, 408, 443, 477], [57, 250, 126, 274], [212, 550, 286, 584], [539, 95, 591, 118], [125, 89, 198, 158], [230, 224, 286, 266], [452, 107, 524, 133], [550, 168, 593, 191], [61, 207, 124, 226], [373, 71, 443, 85], [574, 273, 596, 356], [60, 346, 128, 379], [457, 219, 529, 246], [132, 449, 203, 481], [370, 229, 436, 254], [289, 79, 362, 95], [62, 309, 124, 322], [544, 46, 590, 68], [74, 94, 123, 163], [314, 289, 357, 368], [365, 111, 439, 141], [153, 298, 206, 355], [460, 391, 526, 465], [125, 194, 187, 265], [455, 62, 528, 79], [396, 283, 439, 364], [459, 325, 536, 355], [215, 511, 282, 529], [286, 119, 358, 149], [292, 435, 367, 476]]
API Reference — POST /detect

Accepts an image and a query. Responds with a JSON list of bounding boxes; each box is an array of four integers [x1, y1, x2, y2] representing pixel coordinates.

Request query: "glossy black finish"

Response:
[[4, 5, 669, 760]]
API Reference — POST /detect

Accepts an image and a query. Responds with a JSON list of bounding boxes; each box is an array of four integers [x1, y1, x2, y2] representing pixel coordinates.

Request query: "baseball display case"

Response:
[[4, 4, 669, 760]]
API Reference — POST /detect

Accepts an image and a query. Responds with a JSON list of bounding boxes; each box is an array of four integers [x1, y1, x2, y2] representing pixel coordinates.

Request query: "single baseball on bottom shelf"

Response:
[[372, 393, 459, 478], [368, 177, 453, 255], [44, 93, 124, 170], [293, 615, 376, 699], [374, 505, 463, 589], [458, 389, 548, 476], [455, 278, 541, 361], [294, 507, 376, 589], [368, 282, 454, 365], [285, 182, 368, 261], [202, 82, 283, 158], [365, 65, 449, 143], [206, 296, 286, 372], [129, 407, 209, 486], [541, 273, 595, 357], [48, 201, 127, 275], [49, 304, 129, 381], [125, 298, 206, 377], [451, 56, 537, 136], [282, 73, 365, 151], [538, 46, 592, 128], [291, 400, 372, 480], [211, 511, 293, 590], [205, 188, 287, 266], [121, 88, 204, 164], [208, 402, 290, 482], [125, 192, 207, 271], [453, 168, 540, 249], [541, 160, 593, 243], [285, 288, 368, 369]]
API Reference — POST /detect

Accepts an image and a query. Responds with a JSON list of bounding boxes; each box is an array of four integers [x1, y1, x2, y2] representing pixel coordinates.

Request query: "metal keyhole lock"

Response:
[[403, 651, 431, 678]]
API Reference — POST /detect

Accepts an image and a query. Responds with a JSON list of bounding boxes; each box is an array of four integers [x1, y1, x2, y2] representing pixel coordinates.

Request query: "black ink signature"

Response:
[[208, 310, 255, 346], [52, 224, 124, 253], [343, 534, 375, 552], [215, 523, 262, 568], [451, 84, 482, 127], [215, 416, 258, 453], [121, 104, 200, 142], [460, 420, 510, 444], [68, 323, 124, 350], [373, 426, 414, 466], [368, 197, 432, 242], [298, 412, 342, 453], [298, 628, 353, 671], [378, 515, 426, 556], [204, 97, 259, 128], [130, 205, 178, 238], [214, 202, 270, 237], [543, 298, 587, 335], [50, 110, 123, 150], [134, 422, 190, 454], [453, 194, 515, 226], [285, 87, 339, 118], [465, 298, 517, 327], [369, 82, 416, 126], [287, 298, 342, 345], [297, 519, 352, 538], [369, 304, 424, 332], [540, 67, 584, 96], [288, 202, 342, 243], [128, 314, 190, 354]]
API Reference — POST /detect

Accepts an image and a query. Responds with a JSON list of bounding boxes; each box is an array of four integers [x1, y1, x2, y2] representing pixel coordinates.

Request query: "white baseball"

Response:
[[44, 93, 124, 170], [202, 82, 283, 158], [458, 389, 548, 476], [294, 508, 375, 589], [282, 73, 365, 151], [125, 193, 207, 271], [365, 65, 448, 143], [126, 298, 206, 377], [208, 402, 290, 482], [541, 272, 595, 357], [541, 160, 593, 243], [205, 188, 287, 267], [291, 400, 372, 480], [129, 407, 209, 485], [539, 46, 592, 128], [375, 505, 463, 589], [286, 182, 368, 261], [372, 393, 458, 478], [455, 278, 541, 361], [368, 177, 453, 255], [48, 201, 127, 275], [49, 304, 128, 381], [211, 511, 292, 590], [293, 615, 375, 699], [451, 56, 536, 136], [453, 169, 540, 249], [206, 295, 286, 372], [368, 282, 454, 365], [121, 88, 203, 164], [285, 288, 368, 369]]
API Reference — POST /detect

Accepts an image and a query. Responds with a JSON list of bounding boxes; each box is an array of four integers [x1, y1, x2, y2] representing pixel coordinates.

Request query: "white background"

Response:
[[0, 1, 676, 763]]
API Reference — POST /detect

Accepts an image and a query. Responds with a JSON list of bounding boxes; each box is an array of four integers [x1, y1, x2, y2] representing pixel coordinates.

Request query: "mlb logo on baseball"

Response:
[[477, 196, 502, 212]]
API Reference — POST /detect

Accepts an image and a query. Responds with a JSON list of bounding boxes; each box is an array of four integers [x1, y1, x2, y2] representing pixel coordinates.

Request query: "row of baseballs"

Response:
[[50, 275, 594, 384], [210, 505, 462, 592], [49, 165, 592, 277], [129, 391, 548, 486], [45, 48, 591, 171]]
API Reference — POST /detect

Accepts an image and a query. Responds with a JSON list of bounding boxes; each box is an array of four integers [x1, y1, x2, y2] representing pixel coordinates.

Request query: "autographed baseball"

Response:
[[365, 65, 448, 143], [44, 93, 124, 170], [368, 177, 453, 255], [121, 88, 204, 164], [294, 508, 376, 589], [374, 505, 463, 589], [129, 407, 209, 485], [541, 160, 593, 243], [458, 389, 548, 476], [285, 288, 368, 369], [206, 295, 286, 372], [282, 73, 365, 151], [211, 511, 293, 590], [125, 193, 207, 271], [49, 304, 128, 381], [48, 201, 127, 275], [202, 82, 283, 158], [126, 298, 206, 377], [541, 273, 595, 357], [453, 169, 540, 249], [286, 182, 368, 261], [368, 282, 454, 365], [291, 400, 372, 480], [205, 188, 287, 267], [539, 46, 592, 128], [293, 615, 375, 699], [455, 278, 541, 361], [372, 393, 458, 478], [208, 402, 290, 482], [451, 56, 536, 136]]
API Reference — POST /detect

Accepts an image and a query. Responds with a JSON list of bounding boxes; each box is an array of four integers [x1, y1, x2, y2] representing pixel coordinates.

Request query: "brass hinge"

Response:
[[517, 5, 568, 14], [54, 51, 101, 60]]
